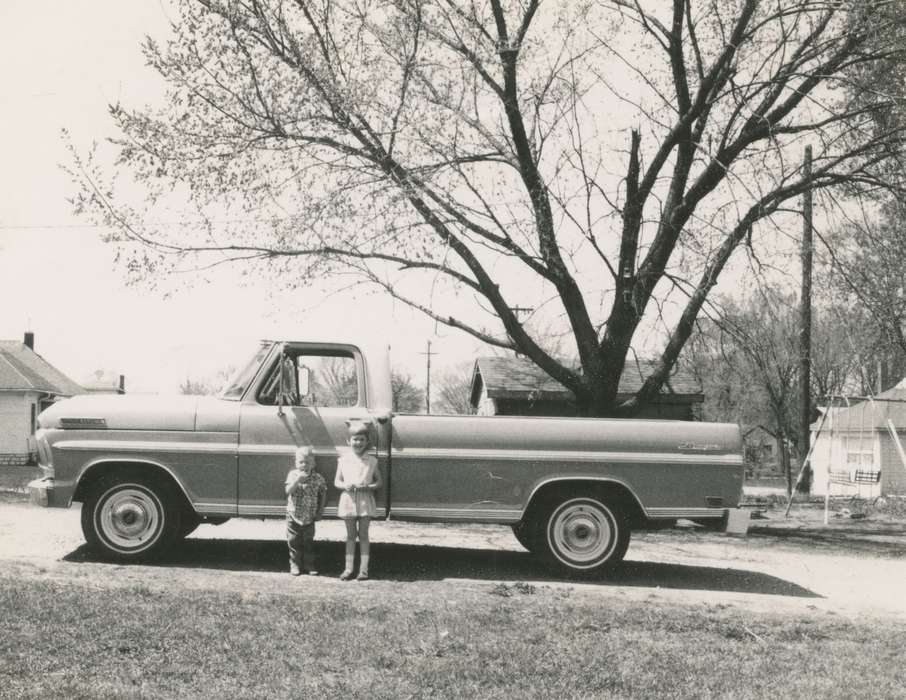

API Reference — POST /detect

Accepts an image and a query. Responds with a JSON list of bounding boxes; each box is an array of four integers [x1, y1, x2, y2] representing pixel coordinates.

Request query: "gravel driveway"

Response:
[[2, 495, 905, 620]]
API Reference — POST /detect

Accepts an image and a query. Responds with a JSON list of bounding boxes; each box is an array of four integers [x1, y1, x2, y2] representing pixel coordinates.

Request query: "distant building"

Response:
[[469, 356, 704, 420], [743, 425, 782, 474], [0, 332, 83, 465], [81, 370, 126, 395]]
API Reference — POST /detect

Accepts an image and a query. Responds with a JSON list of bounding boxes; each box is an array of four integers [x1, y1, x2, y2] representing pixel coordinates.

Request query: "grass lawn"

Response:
[[2, 570, 905, 699]]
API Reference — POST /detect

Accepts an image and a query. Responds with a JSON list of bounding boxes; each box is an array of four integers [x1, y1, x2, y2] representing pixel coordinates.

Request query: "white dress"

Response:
[[335, 450, 379, 518]]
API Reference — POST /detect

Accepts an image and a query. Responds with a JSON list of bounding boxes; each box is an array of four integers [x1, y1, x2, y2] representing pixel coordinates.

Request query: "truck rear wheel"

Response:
[[538, 493, 629, 575], [81, 473, 181, 561]]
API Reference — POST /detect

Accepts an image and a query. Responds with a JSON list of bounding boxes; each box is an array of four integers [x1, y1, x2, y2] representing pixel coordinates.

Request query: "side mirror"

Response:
[[298, 365, 311, 399]]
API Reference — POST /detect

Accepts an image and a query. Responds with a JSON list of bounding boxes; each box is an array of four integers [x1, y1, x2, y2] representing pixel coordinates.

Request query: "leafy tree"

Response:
[[71, 0, 906, 416]]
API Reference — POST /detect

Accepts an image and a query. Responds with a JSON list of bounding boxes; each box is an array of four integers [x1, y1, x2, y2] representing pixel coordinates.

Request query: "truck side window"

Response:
[[300, 353, 359, 408], [258, 351, 359, 408]]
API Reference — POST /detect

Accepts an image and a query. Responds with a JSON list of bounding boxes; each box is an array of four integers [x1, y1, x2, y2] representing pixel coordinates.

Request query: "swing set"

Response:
[[786, 394, 906, 522]]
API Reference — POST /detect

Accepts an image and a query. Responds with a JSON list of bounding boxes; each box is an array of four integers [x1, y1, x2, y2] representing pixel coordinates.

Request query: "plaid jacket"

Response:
[[285, 470, 327, 526]]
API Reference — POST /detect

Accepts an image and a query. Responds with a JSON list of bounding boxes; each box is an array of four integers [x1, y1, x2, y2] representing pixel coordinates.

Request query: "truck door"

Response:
[[237, 344, 388, 517]]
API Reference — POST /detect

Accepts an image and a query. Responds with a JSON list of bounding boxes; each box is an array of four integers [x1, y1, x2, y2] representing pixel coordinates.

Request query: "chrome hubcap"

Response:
[[550, 500, 613, 566], [99, 487, 161, 551]]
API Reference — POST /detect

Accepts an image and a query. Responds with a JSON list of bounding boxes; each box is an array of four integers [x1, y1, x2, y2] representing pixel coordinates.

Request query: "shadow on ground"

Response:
[[747, 523, 906, 558], [63, 538, 818, 599]]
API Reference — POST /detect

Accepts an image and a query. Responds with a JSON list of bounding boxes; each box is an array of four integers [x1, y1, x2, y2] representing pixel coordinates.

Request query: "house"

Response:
[[0, 332, 83, 465], [743, 425, 781, 472], [81, 370, 126, 395], [808, 386, 906, 497], [469, 356, 704, 420]]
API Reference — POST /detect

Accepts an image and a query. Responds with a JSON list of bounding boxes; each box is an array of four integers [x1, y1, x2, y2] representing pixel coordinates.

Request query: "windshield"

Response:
[[218, 342, 275, 400]]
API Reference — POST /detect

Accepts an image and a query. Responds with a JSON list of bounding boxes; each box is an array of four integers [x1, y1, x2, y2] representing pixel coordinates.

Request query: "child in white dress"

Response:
[[334, 419, 382, 580]]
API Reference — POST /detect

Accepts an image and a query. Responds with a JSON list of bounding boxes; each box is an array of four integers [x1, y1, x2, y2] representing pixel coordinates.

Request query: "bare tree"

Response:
[[435, 361, 476, 415], [824, 203, 906, 391], [685, 289, 869, 492], [179, 365, 237, 395], [70, 0, 906, 416], [391, 369, 426, 413]]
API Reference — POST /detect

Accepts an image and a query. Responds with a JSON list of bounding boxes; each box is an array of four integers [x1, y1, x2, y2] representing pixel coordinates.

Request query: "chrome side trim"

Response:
[[58, 439, 238, 455], [390, 447, 743, 466], [238, 504, 285, 516], [647, 507, 726, 518], [194, 502, 238, 515], [237, 445, 390, 459], [390, 506, 521, 522], [236, 505, 342, 518]]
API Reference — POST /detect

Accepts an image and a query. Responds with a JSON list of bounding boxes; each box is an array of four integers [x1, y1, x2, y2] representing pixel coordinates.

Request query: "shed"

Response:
[[469, 356, 703, 420]]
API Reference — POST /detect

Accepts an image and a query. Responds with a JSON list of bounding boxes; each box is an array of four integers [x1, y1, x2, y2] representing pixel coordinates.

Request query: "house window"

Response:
[[30, 404, 36, 435], [842, 435, 875, 467]]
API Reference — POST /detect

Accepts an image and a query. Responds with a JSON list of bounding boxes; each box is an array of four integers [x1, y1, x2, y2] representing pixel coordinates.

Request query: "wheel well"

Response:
[[74, 461, 195, 517], [524, 480, 646, 528]]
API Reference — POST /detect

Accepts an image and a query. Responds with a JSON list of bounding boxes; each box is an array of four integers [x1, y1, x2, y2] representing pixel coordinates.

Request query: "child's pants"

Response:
[[286, 519, 316, 570]]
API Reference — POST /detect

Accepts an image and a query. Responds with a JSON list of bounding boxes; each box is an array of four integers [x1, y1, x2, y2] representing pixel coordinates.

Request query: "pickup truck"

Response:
[[29, 339, 744, 575]]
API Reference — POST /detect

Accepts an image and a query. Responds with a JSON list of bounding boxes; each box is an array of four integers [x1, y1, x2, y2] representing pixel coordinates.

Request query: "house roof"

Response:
[[470, 355, 703, 406], [0, 341, 83, 396], [814, 386, 906, 431]]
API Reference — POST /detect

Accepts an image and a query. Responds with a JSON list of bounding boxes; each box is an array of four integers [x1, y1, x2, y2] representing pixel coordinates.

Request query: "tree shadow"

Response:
[[63, 538, 818, 598]]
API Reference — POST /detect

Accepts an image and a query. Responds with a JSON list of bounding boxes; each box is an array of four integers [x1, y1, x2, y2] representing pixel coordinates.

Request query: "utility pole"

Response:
[[420, 340, 437, 414], [798, 145, 813, 496]]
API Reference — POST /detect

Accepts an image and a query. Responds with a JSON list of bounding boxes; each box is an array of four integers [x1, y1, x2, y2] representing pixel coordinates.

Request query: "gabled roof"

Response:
[[815, 386, 906, 431], [0, 341, 83, 396], [470, 355, 703, 406]]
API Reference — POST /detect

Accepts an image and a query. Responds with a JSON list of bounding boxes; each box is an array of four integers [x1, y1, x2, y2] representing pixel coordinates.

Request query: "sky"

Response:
[[0, 1, 483, 394]]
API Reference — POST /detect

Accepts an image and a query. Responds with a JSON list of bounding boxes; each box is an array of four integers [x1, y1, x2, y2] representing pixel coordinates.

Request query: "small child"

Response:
[[334, 419, 382, 580], [285, 445, 327, 576]]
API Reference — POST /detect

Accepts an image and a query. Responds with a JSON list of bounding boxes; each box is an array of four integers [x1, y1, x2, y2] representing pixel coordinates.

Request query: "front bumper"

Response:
[[28, 478, 53, 508], [723, 507, 750, 535]]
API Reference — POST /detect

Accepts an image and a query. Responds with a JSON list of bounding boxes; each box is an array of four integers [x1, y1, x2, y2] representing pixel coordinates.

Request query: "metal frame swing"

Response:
[[823, 396, 881, 524]]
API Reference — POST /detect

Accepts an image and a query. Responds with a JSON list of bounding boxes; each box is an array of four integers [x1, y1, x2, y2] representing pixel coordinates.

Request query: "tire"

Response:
[[538, 492, 630, 576], [178, 512, 202, 539], [80, 473, 182, 561], [511, 520, 538, 553]]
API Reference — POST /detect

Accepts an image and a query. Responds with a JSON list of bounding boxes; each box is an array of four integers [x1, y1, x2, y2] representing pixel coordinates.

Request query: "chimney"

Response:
[[23, 332, 34, 350], [118, 375, 126, 394]]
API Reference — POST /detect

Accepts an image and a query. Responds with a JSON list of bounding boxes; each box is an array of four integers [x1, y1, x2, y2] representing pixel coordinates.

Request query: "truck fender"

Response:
[[73, 457, 196, 514], [522, 476, 647, 523]]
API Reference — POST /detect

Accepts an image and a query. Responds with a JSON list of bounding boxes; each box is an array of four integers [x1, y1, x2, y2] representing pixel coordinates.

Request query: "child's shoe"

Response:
[[339, 569, 353, 581], [290, 563, 301, 576], [304, 570, 319, 576], [356, 571, 369, 581]]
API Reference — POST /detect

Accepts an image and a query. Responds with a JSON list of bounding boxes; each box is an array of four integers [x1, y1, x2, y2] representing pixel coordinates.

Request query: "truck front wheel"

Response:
[[511, 521, 538, 553], [81, 474, 181, 561], [539, 494, 629, 575]]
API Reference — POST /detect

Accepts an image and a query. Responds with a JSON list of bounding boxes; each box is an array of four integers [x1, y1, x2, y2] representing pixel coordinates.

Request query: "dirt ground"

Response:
[[2, 487, 905, 621]]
